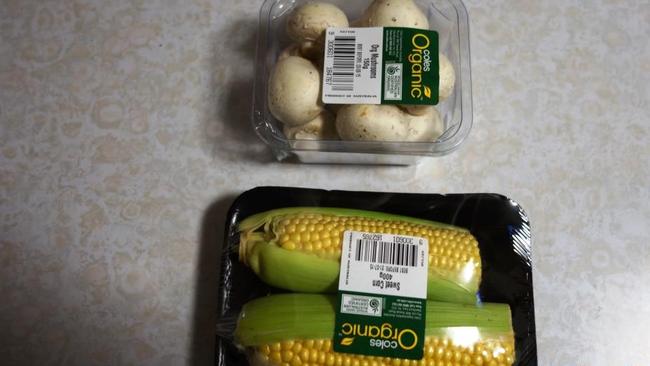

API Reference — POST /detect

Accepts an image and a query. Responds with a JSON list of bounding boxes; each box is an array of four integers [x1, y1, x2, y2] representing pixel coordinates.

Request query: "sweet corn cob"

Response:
[[239, 207, 481, 304], [235, 294, 515, 366]]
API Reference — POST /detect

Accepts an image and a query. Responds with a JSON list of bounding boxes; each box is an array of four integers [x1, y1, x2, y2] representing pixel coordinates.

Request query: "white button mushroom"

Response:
[[438, 53, 456, 101], [336, 105, 409, 141], [277, 44, 302, 61], [358, 0, 429, 30], [401, 104, 430, 116], [268, 56, 324, 126], [403, 106, 444, 142], [335, 104, 443, 142], [283, 111, 338, 140], [278, 41, 324, 64], [299, 39, 324, 61], [286, 2, 349, 43]]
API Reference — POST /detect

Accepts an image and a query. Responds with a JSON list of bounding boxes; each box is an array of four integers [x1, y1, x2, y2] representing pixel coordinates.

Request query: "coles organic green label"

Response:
[[332, 231, 429, 360], [322, 27, 439, 106]]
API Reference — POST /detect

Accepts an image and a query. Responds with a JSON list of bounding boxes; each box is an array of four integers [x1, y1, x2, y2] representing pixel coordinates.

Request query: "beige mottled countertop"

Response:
[[1, 0, 649, 365]]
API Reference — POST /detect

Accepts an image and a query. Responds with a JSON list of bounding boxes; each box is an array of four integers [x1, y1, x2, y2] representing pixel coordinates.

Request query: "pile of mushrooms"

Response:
[[267, 0, 455, 142]]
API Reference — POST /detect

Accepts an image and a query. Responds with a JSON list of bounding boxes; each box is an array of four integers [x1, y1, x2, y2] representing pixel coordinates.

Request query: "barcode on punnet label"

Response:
[[331, 35, 356, 91], [354, 239, 418, 267], [323, 28, 383, 104]]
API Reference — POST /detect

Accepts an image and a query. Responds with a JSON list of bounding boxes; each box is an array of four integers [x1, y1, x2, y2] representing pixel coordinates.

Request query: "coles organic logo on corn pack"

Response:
[[339, 322, 418, 351], [369, 298, 381, 314], [408, 33, 433, 100]]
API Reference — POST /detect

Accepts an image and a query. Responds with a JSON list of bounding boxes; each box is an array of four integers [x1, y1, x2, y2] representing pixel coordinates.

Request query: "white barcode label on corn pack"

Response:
[[338, 231, 429, 299], [322, 28, 383, 104]]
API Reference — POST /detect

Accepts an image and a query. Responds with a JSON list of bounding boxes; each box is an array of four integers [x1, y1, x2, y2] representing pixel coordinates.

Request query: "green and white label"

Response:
[[333, 231, 429, 360], [322, 27, 439, 105]]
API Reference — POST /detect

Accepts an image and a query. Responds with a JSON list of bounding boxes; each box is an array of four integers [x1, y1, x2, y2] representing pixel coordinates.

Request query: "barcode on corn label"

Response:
[[355, 238, 419, 267], [339, 231, 429, 299]]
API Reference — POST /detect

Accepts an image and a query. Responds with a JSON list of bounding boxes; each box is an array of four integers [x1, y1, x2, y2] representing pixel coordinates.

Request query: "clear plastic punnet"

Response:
[[252, 0, 473, 165]]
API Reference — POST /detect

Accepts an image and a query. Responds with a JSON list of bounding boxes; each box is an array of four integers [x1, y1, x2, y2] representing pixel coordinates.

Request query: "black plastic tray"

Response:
[[215, 187, 537, 365]]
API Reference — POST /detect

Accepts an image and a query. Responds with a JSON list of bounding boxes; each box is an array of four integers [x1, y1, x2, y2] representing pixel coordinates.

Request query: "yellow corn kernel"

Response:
[[253, 337, 515, 366], [271, 213, 480, 275], [239, 209, 483, 303]]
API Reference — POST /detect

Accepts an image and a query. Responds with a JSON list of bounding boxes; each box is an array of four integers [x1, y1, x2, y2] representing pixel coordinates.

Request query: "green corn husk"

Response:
[[235, 294, 515, 366]]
